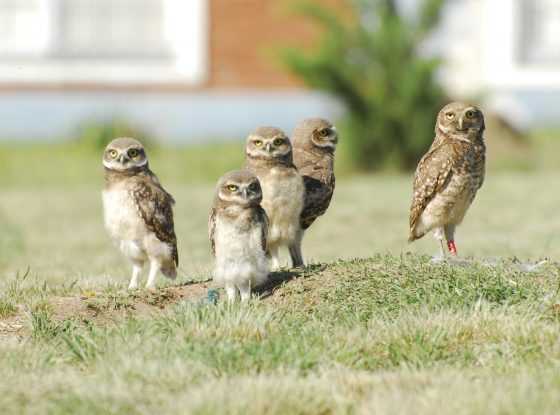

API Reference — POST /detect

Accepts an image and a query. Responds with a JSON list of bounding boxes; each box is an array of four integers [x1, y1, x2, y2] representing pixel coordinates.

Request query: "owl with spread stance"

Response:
[[102, 137, 178, 289], [409, 102, 486, 257], [292, 118, 338, 231], [245, 127, 305, 269], [208, 170, 269, 302]]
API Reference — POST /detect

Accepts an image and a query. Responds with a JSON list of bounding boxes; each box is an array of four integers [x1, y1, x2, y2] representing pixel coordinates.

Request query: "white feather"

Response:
[[213, 213, 268, 290], [102, 186, 172, 265]]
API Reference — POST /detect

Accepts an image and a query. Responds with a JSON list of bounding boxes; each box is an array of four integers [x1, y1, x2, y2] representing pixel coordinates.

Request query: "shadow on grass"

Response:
[[256, 263, 327, 299]]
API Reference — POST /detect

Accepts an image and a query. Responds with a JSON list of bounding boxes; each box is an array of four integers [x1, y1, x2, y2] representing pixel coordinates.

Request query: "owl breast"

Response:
[[102, 186, 147, 241], [259, 168, 304, 246], [213, 214, 267, 286]]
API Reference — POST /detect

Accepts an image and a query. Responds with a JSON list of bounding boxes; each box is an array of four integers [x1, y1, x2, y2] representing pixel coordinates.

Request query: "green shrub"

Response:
[[73, 118, 156, 151], [280, 0, 446, 171]]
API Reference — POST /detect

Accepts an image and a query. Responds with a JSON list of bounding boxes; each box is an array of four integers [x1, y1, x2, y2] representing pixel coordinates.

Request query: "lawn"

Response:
[[0, 143, 559, 414]]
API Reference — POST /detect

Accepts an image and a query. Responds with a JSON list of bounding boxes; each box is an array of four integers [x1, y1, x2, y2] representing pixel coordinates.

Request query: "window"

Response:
[[0, 0, 50, 56], [0, 0, 207, 84], [485, 0, 560, 88], [517, 0, 560, 66], [55, 0, 172, 60]]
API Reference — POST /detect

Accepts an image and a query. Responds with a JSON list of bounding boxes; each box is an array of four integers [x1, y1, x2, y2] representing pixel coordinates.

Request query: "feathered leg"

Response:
[[128, 263, 143, 290], [238, 279, 252, 302], [289, 230, 304, 268], [268, 245, 281, 271], [225, 282, 237, 303], [145, 260, 161, 289], [433, 227, 446, 260]]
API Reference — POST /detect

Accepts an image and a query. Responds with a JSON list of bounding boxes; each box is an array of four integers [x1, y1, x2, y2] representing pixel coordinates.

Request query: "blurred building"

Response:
[[0, 0, 557, 141]]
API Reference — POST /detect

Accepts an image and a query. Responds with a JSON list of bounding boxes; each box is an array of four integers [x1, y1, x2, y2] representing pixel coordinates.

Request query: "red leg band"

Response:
[[447, 240, 457, 255]]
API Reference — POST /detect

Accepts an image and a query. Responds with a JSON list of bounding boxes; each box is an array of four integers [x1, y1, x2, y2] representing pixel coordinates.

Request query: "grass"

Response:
[[0, 140, 560, 413], [1, 257, 560, 413]]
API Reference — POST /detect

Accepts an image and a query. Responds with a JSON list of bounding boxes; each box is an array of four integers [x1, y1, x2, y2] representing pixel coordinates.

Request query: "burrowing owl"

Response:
[[245, 127, 305, 269], [208, 170, 269, 302], [409, 102, 486, 257], [292, 118, 338, 230], [102, 137, 178, 289]]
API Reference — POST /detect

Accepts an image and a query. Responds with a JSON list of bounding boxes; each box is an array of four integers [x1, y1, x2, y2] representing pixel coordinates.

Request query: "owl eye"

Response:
[[273, 138, 285, 146], [253, 140, 263, 147], [465, 110, 475, 119], [318, 129, 329, 137], [108, 149, 118, 159], [227, 184, 238, 192], [445, 112, 455, 120], [128, 148, 139, 158]]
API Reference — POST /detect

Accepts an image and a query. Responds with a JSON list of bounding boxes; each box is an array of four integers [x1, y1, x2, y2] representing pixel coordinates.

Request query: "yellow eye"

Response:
[[319, 129, 329, 137], [227, 184, 238, 192], [273, 138, 284, 146], [128, 149, 139, 158], [465, 110, 475, 119], [445, 112, 455, 120], [109, 149, 118, 159], [254, 140, 263, 147]]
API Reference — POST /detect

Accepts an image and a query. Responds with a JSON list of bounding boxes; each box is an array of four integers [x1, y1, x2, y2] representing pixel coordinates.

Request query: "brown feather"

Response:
[[130, 172, 178, 267]]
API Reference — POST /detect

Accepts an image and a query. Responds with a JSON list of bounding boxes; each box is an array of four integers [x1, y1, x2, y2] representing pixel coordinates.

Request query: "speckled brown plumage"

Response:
[[244, 127, 305, 269], [291, 118, 338, 230], [105, 168, 178, 268], [102, 137, 178, 289], [408, 103, 486, 254]]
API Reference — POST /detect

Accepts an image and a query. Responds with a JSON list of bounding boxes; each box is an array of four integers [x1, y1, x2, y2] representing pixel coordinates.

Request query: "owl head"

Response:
[[245, 127, 293, 164], [436, 102, 485, 139], [292, 118, 338, 152], [216, 170, 263, 207], [103, 137, 148, 172]]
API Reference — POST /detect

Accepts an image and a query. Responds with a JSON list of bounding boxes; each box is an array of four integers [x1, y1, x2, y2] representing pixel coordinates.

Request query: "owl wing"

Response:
[[255, 205, 269, 253], [208, 207, 217, 257], [409, 143, 455, 240], [300, 174, 335, 230], [131, 176, 178, 266]]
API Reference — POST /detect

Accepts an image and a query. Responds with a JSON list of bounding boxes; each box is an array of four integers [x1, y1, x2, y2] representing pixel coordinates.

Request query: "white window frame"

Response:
[[484, 0, 560, 89], [0, 0, 208, 85]]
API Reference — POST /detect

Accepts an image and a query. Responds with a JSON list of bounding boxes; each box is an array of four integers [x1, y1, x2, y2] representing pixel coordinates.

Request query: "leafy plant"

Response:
[[73, 118, 156, 151], [281, 0, 446, 170]]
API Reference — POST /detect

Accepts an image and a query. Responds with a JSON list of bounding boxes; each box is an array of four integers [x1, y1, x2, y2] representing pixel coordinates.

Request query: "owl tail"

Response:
[[160, 261, 177, 279]]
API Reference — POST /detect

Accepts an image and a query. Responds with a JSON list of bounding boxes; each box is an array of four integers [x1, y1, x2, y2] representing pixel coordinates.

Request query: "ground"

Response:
[[0, 143, 559, 414]]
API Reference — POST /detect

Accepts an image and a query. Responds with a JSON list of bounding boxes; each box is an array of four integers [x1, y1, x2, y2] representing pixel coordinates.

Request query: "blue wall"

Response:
[[0, 90, 343, 142]]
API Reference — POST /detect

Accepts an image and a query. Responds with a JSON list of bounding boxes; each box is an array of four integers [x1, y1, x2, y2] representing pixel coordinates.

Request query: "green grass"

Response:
[[1, 257, 560, 413], [1, 141, 560, 413]]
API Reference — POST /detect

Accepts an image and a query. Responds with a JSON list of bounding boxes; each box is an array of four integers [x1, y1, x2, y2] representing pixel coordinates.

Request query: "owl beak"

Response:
[[458, 117, 465, 131], [117, 154, 129, 163], [265, 143, 272, 152], [242, 188, 248, 199]]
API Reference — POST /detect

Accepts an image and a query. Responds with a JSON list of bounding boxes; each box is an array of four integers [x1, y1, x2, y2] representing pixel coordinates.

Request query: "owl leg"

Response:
[[432, 227, 446, 260], [238, 279, 252, 302], [225, 282, 237, 303], [128, 262, 143, 290], [289, 231, 304, 268], [268, 245, 281, 271], [444, 225, 457, 256], [145, 260, 161, 290]]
